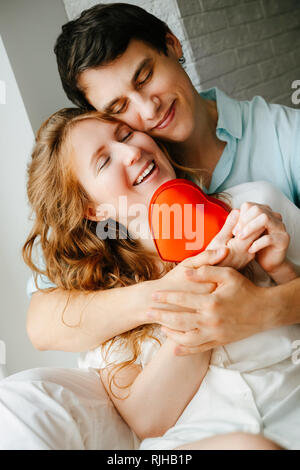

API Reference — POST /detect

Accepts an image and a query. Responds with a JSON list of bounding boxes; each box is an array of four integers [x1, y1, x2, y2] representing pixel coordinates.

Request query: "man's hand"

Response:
[[148, 247, 229, 311], [148, 266, 275, 355]]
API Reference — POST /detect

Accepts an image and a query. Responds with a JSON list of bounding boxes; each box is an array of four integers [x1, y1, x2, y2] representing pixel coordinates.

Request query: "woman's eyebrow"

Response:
[[102, 58, 152, 113], [89, 145, 105, 173]]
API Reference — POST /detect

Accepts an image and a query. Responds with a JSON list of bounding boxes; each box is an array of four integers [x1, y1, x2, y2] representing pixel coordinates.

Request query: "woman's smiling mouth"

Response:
[[133, 159, 159, 186]]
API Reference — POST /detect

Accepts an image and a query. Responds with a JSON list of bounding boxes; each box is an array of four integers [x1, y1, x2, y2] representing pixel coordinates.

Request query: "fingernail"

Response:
[[152, 292, 161, 301], [175, 346, 183, 355], [185, 268, 194, 277], [146, 310, 155, 319]]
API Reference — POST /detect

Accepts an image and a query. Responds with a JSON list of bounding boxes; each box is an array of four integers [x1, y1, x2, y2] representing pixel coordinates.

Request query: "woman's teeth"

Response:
[[134, 160, 155, 185]]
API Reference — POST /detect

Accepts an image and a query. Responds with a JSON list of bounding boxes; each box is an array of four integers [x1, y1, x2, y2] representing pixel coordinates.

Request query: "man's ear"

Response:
[[84, 204, 108, 222], [165, 32, 183, 60]]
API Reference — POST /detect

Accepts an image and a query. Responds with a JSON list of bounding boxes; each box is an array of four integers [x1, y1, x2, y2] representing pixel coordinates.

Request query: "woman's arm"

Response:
[[100, 338, 211, 440], [27, 249, 226, 352]]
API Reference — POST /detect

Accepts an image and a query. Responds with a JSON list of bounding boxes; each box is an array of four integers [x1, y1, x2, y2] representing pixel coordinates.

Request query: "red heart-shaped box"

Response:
[[148, 178, 230, 262]]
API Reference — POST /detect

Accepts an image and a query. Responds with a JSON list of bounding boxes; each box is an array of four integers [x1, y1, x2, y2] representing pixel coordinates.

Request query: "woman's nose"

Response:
[[114, 142, 142, 166]]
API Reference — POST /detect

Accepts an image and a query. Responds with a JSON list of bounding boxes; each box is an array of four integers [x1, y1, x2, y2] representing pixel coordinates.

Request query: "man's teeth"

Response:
[[135, 161, 155, 185]]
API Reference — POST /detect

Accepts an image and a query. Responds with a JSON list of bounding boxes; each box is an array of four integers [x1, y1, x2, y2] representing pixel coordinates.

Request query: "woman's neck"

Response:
[[169, 94, 226, 190]]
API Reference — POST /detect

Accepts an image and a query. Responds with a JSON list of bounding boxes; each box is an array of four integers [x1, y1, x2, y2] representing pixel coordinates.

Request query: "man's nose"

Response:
[[131, 93, 160, 121]]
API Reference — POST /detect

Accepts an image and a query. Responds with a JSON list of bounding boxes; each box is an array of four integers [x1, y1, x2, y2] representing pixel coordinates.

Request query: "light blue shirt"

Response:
[[202, 87, 300, 206], [26, 87, 300, 298]]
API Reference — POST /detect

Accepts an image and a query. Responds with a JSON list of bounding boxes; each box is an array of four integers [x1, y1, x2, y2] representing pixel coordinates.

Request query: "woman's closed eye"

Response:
[[119, 130, 133, 142], [95, 130, 133, 174], [96, 156, 110, 174]]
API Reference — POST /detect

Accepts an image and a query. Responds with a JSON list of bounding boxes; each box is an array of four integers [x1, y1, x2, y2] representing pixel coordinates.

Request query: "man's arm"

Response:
[[148, 269, 300, 355], [27, 249, 226, 352], [100, 338, 210, 440]]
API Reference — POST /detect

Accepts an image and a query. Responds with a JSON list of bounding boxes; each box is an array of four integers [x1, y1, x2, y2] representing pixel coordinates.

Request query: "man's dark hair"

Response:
[[54, 3, 171, 109]]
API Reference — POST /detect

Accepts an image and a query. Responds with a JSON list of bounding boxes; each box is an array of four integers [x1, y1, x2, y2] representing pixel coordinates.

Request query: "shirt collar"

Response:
[[199, 87, 243, 140]]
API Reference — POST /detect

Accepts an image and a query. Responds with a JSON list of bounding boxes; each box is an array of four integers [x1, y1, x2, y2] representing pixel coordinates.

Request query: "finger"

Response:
[[233, 203, 273, 235], [209, 209, 240, 245], [240, 202, 272, 217], [175, 342, 218, 355], [184, 264, 235, 285], [248, 235, 273, 253], [152, 288, 209, 311], [239, 212, 281, 239], [230, 226, 267, 252], [147, 309, 201, 330], [183, 281, 217, 294], [182, 247, 228, 269], [161, 327, 204, 346]]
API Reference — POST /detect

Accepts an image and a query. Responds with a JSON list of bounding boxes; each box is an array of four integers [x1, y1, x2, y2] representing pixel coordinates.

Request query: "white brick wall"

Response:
[[178, 0, 300, 107], [63, 0, 300, 107]]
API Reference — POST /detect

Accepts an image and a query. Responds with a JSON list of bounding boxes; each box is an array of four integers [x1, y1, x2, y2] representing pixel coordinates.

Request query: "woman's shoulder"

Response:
[[224, 180, 294, 211]]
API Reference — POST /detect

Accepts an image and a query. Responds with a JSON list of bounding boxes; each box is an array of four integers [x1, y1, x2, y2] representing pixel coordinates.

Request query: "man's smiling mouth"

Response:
[[152, 100, 176, 130]]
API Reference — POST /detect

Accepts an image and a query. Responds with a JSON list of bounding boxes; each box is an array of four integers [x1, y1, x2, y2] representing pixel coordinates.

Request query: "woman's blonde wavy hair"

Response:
[[22, 107, 212, 398]]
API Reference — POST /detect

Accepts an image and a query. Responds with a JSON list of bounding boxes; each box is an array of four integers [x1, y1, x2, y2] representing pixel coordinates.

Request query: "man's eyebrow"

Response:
[[102, 58, 152, 113]]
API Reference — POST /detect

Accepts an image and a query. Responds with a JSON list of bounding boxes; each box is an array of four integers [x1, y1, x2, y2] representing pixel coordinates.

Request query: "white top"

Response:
[[79, 181, 300, 450]]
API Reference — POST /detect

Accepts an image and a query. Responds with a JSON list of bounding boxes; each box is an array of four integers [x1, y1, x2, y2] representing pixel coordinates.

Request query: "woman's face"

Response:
[[69, 118, 176, 245]]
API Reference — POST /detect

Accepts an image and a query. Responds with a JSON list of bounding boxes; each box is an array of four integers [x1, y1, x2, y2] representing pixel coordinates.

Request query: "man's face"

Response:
[[78, 35, 198, 143]]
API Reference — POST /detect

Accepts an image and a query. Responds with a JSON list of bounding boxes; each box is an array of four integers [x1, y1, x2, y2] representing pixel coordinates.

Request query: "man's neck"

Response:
[[170, 94, 226, 190]]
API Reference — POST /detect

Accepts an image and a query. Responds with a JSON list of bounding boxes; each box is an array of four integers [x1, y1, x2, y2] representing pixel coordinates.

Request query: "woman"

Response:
[[22, 107, 300, 450]]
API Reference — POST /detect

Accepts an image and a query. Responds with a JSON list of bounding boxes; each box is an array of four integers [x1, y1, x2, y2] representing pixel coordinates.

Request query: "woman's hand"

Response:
[[231, 202, 291, 275], [205, 209, 257, 270]]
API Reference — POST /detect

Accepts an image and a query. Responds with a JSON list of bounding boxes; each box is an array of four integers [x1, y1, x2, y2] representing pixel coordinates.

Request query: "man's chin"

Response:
[[152, 127, 192, 144]]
